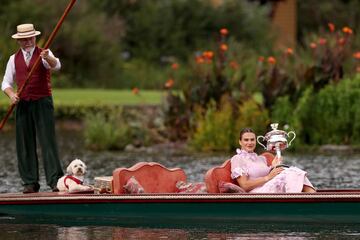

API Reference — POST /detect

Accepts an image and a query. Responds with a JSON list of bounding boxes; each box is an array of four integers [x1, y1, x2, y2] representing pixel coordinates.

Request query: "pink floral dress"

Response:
[[231, 149, 314, 193]]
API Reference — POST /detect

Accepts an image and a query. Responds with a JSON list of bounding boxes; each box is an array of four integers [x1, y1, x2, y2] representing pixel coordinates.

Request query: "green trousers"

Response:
[[16, 96, 63, 188]]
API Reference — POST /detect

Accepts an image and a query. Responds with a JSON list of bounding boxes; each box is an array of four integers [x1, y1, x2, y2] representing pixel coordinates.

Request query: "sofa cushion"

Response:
[[218, 181, 245, 193], [176, 181, 207, 194], [123, 176, 145, 194]]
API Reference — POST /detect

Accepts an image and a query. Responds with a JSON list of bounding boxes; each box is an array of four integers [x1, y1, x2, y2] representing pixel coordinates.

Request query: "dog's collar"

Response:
[[64, 175, 83, 189]]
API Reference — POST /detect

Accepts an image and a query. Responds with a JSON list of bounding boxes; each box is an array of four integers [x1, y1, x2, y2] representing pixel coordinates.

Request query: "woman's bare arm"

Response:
[[236, 167, 283, 192]]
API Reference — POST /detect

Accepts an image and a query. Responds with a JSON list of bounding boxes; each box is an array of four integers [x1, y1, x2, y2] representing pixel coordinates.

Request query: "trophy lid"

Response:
[[264, 123, 287, 140]]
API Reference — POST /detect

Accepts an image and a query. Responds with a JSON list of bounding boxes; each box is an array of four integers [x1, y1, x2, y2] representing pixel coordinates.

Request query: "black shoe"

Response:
[[52, 186, 59, 192], [23, 184, 40, 194]]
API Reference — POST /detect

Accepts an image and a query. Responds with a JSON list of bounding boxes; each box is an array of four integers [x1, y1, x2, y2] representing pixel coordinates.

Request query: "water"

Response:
[[1, 222, 360, 239], [1, 129, 360, 239]]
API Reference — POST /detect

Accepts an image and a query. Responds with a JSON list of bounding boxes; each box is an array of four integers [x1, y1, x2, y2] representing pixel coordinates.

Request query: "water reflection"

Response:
[[1, 223, 360, 240], [112, 228, 188, 239]]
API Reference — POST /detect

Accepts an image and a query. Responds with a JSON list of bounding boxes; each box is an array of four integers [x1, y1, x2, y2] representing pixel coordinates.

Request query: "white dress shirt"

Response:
[[1, 47, 61, 91]]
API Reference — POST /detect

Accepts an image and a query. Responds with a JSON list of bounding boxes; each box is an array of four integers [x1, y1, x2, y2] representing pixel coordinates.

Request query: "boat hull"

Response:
[[1, 192, 360, 225]]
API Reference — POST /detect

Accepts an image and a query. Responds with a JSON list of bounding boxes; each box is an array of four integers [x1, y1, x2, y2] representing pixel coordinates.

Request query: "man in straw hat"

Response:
[[1, 23, 63, 193]]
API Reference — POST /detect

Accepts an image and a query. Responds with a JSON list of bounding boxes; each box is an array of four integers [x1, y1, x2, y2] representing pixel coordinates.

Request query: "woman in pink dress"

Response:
[[231, 128, 315, 193]]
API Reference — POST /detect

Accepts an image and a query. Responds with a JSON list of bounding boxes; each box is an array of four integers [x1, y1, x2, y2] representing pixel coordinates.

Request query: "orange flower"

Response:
[[328, 23, 335, 32], [353, 52, 360, 60], [220, 43, 228, 52], [171, 63, 179, 70], [132, 87, 139, 95], [195, 56, 205, 64], [229, 60, 239, 70], [310, 42, 317, 49], [267, 56, 276, 65], [337, 37, 346, 46], [342, 26, 353, 35], [203, 51, 214, 60], [220, 28, 229, 36], [258, 56, 265, 62], [318, 38, 327, 45], [165, 78, 175, 89], [286, 48, 294, 55]]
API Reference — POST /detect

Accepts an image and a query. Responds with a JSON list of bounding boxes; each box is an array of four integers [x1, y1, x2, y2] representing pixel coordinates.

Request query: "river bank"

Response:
[[2, 117, 360, 155]]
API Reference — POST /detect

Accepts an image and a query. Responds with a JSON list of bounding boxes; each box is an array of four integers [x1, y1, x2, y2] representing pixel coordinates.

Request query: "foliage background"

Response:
[[1, 0, 358, 89], [1, 0, 360, 150], [0, 0, 272, 89]]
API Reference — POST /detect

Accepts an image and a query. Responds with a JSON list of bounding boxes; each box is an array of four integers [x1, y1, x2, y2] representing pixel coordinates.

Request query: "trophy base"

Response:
[[275, 164, 289, 168]]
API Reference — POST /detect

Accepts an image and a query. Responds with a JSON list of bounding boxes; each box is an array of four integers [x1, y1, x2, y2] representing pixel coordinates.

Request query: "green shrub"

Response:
[[83, 105, 164, 151], [352, 105, 360, 143], [235, 98, 270, 137], [311, 75, 360, 144], [191, 96, 270, 152], [298, 0, 360, 42], [271, 75, 360, 145], [0, 0, 123, 88], [55, 104, 120, 120], [120, 59, 167, 89], [191, 99, 235, 152], [271, 95, 294, 126], [84, 109, 131, 151], [100, 0, 272, 62]]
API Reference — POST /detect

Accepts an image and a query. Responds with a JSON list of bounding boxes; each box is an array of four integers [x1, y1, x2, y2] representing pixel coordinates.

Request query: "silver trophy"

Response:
[[257, 123, 296, 167]]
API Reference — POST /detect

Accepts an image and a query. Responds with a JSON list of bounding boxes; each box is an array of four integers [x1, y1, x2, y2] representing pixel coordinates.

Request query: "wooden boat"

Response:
[[2, 190, 360, 226], [1, 159, 360, 225]]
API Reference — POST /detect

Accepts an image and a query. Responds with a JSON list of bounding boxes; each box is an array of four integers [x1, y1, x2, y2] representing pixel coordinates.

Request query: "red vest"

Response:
[[15, 46, 52, 101]]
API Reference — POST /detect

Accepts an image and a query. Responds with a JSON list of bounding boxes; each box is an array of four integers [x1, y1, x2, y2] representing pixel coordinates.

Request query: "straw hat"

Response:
[[12, 23, 41, 39]]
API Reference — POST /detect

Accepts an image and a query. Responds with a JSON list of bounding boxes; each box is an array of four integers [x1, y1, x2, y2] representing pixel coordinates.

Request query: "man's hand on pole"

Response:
[[4, 88, 19, 105]]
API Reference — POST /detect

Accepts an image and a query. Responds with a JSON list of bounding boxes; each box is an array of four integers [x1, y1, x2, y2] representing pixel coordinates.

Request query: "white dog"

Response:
[[57, 159, 93, 193]]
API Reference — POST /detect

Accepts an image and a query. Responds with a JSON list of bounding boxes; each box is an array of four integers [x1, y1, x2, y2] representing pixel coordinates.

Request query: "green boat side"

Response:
[[1, 191, 360, 224]]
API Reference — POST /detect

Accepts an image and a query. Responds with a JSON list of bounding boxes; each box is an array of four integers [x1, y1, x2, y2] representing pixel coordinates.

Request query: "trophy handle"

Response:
[[257, 136, 267, 150], [287, 131, 296, 146]]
